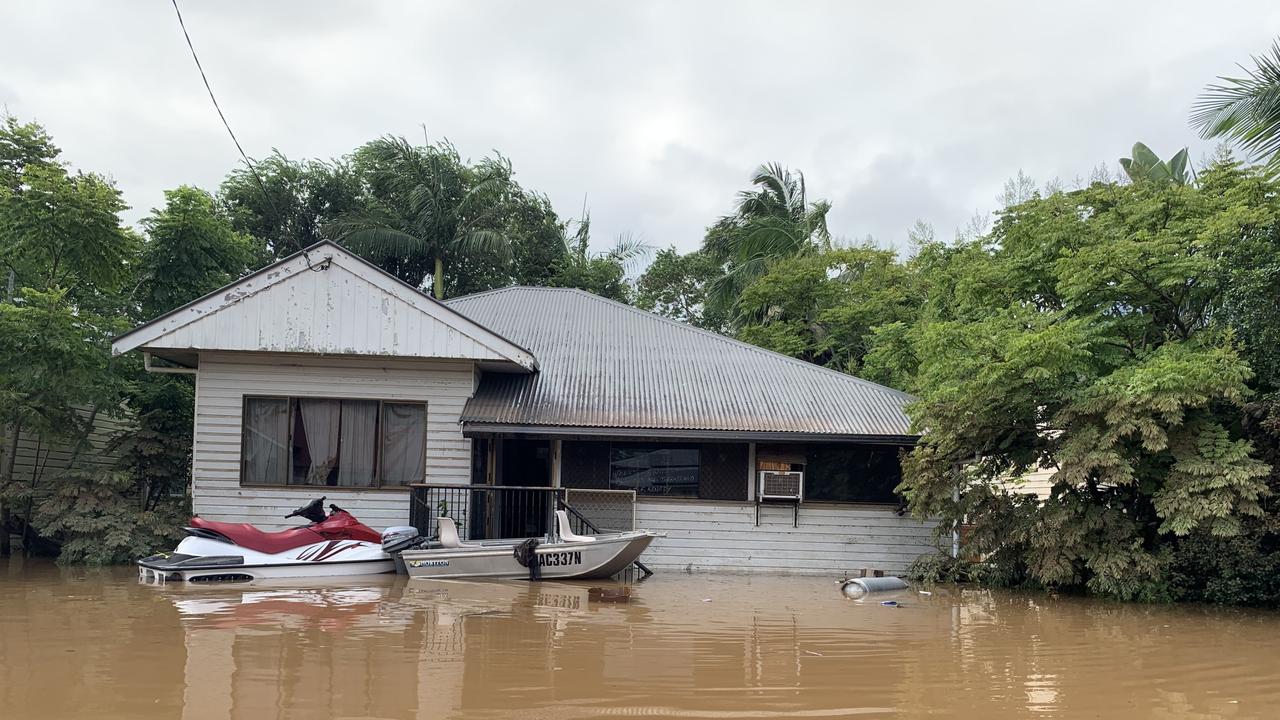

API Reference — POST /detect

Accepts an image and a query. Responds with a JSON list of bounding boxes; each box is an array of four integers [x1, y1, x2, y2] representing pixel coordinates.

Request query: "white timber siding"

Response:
[[192, 352, 476, 531], [8, 409, 129, 495], [1003, 466, 1056, 500], [635, 500, 940, 575]]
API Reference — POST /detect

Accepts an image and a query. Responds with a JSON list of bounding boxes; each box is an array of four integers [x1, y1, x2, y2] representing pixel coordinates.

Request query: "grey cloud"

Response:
[[2, 0, 1278, 256]]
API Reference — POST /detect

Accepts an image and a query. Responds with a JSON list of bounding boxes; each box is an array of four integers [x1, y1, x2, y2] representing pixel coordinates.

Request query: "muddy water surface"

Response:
[[2, 558, 1278, 719]]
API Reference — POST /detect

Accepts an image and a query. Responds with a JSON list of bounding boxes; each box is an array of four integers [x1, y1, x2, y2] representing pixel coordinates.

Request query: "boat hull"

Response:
[[398, 531, 657, 580], [138, 535, 395, 583]]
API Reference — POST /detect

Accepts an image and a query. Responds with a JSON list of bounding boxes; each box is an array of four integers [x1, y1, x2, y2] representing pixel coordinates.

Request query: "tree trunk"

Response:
[[433, 257, 445, 299]]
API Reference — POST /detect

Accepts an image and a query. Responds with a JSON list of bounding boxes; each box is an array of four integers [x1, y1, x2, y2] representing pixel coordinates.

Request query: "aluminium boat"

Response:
[[389, 510, 661, 581]]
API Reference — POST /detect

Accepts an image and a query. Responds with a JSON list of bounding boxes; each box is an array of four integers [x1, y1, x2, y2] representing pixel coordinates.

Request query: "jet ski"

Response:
[[138, 497, 399, 583]]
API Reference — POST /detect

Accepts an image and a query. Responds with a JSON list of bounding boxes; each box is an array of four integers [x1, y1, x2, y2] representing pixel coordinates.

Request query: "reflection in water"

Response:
[[2, 558, 1278, 719]]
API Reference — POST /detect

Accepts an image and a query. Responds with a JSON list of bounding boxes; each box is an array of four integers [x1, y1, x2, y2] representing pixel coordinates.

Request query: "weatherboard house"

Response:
[[113, 241, 937, 574]]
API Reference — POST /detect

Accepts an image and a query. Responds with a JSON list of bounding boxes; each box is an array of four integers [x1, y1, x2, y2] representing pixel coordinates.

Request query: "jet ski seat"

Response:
[[189, 517, 324, 555]]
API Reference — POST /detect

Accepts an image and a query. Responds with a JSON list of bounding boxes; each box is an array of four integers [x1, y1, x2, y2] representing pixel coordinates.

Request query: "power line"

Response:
[[169, 0, 254, 175], [168, 0, 320, 266]]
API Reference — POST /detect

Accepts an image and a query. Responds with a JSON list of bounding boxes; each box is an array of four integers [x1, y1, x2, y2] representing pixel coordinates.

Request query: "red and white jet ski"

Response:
[[138, 497, 397, 582]]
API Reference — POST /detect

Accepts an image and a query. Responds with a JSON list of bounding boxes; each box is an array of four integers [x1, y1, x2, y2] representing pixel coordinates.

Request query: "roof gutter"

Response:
[[461, 422, 918, 445]]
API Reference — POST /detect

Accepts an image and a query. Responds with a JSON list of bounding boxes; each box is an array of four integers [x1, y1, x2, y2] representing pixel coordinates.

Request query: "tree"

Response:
[[445, 188, 572, 297], [219, 151, 363, 260], [546, 211, 650, 302], [896, 159, 1280, 600], [138, 186, 260, 318], [122, 187, 261, 517], [0, 118, 138, 557], [635, 247, 728, 331], [734, 247, 920, 374], [705, 163, 832, 314], [327, 136, 517, 298], [1192, 40, 1280, 173], [0, 113, 61, 555]]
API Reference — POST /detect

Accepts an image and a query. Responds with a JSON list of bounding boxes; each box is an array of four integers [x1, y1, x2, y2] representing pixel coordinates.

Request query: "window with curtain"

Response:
[[241, 397, 426, 488]]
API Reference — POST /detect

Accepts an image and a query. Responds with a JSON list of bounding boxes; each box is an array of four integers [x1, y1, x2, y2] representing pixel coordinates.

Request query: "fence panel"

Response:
[[563, 488, 636, 533]]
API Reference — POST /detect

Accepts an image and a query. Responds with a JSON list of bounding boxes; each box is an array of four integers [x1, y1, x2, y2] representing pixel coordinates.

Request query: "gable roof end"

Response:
[[111, 241, 537, 371]]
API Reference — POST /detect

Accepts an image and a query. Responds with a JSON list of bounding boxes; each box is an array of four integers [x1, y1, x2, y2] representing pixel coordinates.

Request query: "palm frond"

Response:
[[326, 219, 427, 257], [455, 228, 513, 264], [1192, 41, 1280, 165], [605, 232, 654, 271], [736, 215, 808, 261]]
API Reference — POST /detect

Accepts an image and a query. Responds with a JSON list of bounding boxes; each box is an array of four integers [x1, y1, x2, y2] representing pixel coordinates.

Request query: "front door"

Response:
[[490, 439, 552, 538]]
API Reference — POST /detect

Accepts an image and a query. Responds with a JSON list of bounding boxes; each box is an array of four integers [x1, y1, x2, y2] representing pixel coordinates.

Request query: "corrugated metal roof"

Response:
[[445, 287, 916, 439]]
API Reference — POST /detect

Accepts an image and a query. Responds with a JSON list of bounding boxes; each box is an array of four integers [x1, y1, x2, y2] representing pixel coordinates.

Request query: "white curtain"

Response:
[[381, 403, 426, 486], [244, 398, 289, 485], [298, 399, 341, 485], [337, 400, 378, 487]]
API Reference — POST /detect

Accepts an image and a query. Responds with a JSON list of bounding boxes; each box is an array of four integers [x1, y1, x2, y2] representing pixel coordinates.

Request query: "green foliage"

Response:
[[905, 551, 990, 585], [219, 150, 363, 260], [124, 186, 263, 510], [1120, 142, 1190, 185], [1192, 40, 1280, 173], [31, 465, 187, 565], [704, 163, 832, 315], [0, 115, 236, 563], [544, 213, 650, 302], [894, 159, 1280, 602], [635, 247, 728, 331], [138, 186, 260, 318], [0, 113, 60, 191], [734, 247, 919, 375], [327, 136, 518, 298]]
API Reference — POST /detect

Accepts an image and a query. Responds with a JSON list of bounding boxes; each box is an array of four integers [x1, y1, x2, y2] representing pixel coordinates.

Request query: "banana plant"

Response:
[[1120, 142, 1190, 185]]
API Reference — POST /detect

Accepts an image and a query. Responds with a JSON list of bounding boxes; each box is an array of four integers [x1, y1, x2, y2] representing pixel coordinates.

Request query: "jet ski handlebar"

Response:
[[284, 496, 328, 524]]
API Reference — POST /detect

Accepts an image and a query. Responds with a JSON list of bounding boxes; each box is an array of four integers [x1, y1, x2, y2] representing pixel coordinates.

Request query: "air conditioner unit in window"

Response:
[[758, 470, 803, 501]]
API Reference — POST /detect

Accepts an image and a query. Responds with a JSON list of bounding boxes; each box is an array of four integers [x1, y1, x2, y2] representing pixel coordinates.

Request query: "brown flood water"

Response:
[[2, 559, 1278, 720]]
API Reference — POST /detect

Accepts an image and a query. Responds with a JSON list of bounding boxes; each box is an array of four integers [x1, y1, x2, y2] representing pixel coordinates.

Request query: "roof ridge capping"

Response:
[[448, 285, 916, 402]]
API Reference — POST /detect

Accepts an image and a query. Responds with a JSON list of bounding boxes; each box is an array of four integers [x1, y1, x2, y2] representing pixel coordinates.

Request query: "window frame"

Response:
[[801, 444, 905, 506], [239, 395, 427, 491], [606, 442, 703, 499]]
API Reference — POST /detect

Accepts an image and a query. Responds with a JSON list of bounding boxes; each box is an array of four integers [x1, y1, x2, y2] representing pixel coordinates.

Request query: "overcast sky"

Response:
[[3, 1, 1279, 257]]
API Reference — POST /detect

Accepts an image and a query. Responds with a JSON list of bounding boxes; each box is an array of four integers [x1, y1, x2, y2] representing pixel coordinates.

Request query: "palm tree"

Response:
[[327, 136, 515, 299], [1191, 40, 1280, 173], [550, 209, 652, 301], [707, 163, 832, 310]]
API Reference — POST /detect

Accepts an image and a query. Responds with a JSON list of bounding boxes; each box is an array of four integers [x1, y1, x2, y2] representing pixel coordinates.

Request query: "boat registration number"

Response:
[[541, 551, 582, 567]]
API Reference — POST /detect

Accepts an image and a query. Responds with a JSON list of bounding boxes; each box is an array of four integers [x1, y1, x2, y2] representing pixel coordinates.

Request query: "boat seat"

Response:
[[436, 517, 477, 548], [556, 510, 596, 542]]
